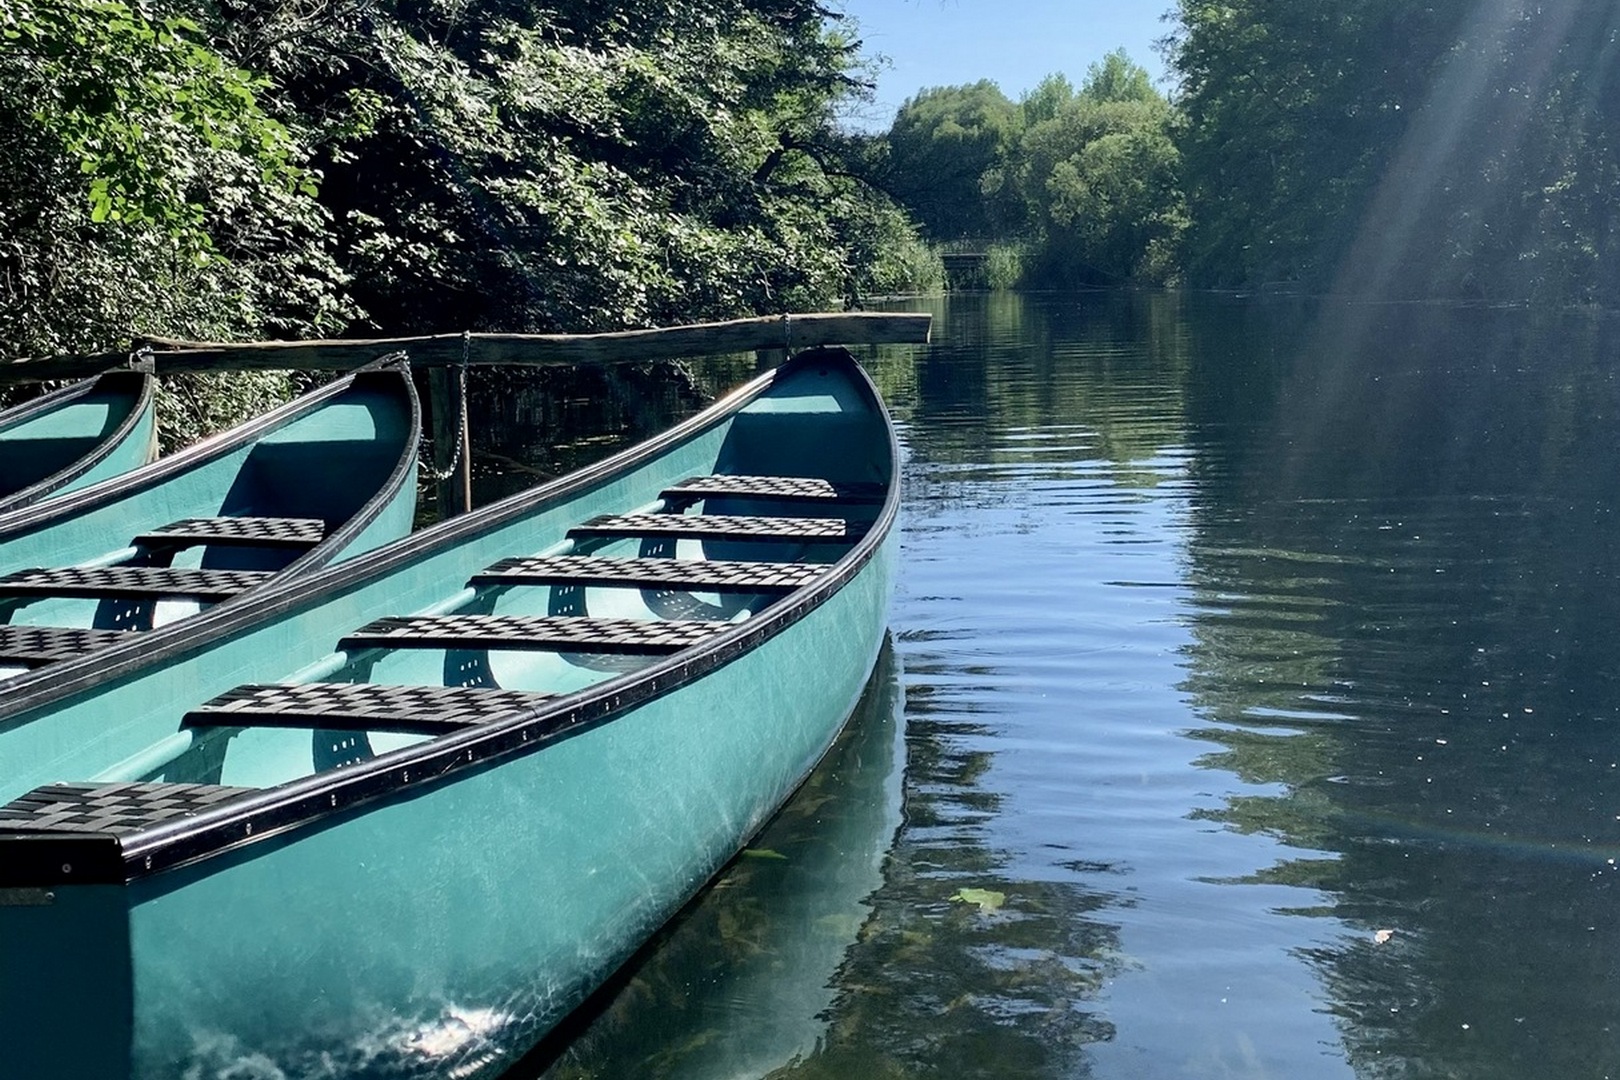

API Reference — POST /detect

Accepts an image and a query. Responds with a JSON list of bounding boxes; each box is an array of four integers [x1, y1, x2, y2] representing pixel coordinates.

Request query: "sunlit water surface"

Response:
[[464, 293, 1620, 1080]]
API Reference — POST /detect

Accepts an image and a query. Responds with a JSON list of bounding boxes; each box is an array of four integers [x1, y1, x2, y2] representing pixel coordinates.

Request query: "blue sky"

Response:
[[831, 0, 1179, 130]]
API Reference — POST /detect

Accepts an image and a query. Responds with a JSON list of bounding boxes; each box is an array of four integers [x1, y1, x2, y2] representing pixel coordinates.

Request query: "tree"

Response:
[[1, 0, 933, 369], [1166, 0, 1620, 303], [883, 80, 1021, 240], [1080, 47, 1156, 105], [1021, 73, 1076, 126], [200, 0, 922, 331], [1005, 55, 1185, 285]]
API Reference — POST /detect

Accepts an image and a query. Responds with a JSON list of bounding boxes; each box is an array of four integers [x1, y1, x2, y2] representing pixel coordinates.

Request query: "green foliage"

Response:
[[1020, 74, 1075, 126], [1080, 48, 1156, 105], [154, 370, 296, 452], [1169, 0, 1476, 290], [859, 215, 945, 297], [884, 80, 1023, 240], [207, 0, 917, 333], [4, 0, 304, 243], [0, 0, 348, 363], [1006, 56, 1185, 286], [1168, 0, 1620, 303], [982, 242, 1026, 290], [2, 0, 930, 393], [881, 55, 1182, 288]]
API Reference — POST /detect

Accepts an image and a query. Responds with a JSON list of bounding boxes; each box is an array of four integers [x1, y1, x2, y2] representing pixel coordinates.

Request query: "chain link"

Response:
[[419, 333, 470, 483]]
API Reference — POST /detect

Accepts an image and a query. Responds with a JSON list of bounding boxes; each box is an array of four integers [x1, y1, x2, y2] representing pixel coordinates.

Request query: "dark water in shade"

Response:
[[473, 292, 1620, 1080]]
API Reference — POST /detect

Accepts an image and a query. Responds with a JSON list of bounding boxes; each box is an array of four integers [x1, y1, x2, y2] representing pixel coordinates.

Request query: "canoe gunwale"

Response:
[[0, 347, 899, 888], [0, 370, 155, 511]]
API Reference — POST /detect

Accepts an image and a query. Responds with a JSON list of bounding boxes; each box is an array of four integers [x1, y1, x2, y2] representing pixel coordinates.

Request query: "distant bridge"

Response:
[[940, 251, 989, 288]]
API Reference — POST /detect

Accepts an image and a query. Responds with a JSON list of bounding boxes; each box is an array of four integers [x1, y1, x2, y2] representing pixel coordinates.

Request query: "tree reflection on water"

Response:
[[1177, 301, 1620, 1078]]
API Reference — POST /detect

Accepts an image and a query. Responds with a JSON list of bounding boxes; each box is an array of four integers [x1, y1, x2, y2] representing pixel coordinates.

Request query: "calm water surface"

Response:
[[479, 293, 1620, 1080]]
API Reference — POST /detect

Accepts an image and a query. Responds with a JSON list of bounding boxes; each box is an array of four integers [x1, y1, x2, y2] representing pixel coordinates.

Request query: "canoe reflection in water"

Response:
[[530, 639, 905, 1079]]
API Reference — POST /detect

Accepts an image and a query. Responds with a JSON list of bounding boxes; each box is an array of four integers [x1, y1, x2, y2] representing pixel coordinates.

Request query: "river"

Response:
[[473, 291, 1620, 1080]]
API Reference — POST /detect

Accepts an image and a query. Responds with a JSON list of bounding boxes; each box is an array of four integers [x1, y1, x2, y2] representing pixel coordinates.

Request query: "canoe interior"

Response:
[[0, 355, 889, 801], [0, 369, 418, 681], [0, 371, 156, 509], [0, 350, 897, 1079]]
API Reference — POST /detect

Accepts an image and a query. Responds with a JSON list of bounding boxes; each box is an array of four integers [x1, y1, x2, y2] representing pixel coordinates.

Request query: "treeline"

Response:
[[878, 52, 1181, 289], [877, 0, 1620, 305], [7, 0, 1616, 370], [0, 0, 938, 363]]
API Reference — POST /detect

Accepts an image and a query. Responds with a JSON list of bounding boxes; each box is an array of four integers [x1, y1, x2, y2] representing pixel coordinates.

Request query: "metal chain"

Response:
[[419, 333, 470, 483]]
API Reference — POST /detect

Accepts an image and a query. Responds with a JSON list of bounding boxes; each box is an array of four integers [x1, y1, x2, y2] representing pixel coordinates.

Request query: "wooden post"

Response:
[[426, 366, 472, 519]]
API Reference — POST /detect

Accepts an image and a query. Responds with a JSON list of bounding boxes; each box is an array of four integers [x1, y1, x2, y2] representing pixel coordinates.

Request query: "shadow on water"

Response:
[[1175, 300, 1620, 1078]]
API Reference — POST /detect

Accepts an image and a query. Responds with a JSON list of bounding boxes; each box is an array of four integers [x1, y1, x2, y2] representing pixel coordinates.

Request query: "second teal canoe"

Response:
[[0, 364, 420, 683]]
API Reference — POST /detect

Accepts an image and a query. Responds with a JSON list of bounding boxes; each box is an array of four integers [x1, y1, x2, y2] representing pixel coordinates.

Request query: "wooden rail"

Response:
[[0, 312, 932, 383]]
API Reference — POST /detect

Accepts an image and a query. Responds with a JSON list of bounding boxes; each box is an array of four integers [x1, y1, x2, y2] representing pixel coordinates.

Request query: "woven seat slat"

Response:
[[473, 554, 822, 593], [570, 513, 866, 544], [135, 516, 327, 549], [341, 614, 724, 655], [0, 624, 132, 665], [185, 682, 553, 734], [0, 566, 272, 601], [0, 782, 254, 836], [663, 474, 884, 504]]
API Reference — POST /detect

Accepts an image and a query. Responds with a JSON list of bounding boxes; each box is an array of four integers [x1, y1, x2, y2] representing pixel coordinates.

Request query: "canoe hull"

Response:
[[100, 531, 889, 1077], [544, 639, 906, 1079]]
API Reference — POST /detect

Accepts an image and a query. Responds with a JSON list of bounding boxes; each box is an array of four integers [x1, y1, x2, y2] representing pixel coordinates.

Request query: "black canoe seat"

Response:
[[570, 513, 867, 544], [184, 682, 554, 735], [134, 516, 327, 550], [0, 624, 132, 666], [662, 474, 884, 505], [340, 614, 726, 655], [0, 566, 272, 602], [472, 554, 823, 593], [0, 782, 253, 835]]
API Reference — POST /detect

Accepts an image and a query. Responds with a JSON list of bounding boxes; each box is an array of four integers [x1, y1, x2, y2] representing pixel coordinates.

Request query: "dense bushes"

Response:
[[0, 0, 933, 367]]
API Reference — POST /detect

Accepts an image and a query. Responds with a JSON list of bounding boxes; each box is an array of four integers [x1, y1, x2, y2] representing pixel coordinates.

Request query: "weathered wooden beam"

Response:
[[0, 312, 932, 383]]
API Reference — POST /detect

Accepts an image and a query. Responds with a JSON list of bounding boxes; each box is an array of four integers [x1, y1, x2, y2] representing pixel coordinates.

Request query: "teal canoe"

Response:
[[0, 346, 896, 1080], [0, 371, 157, 512], [0, 365, 419, 682]]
